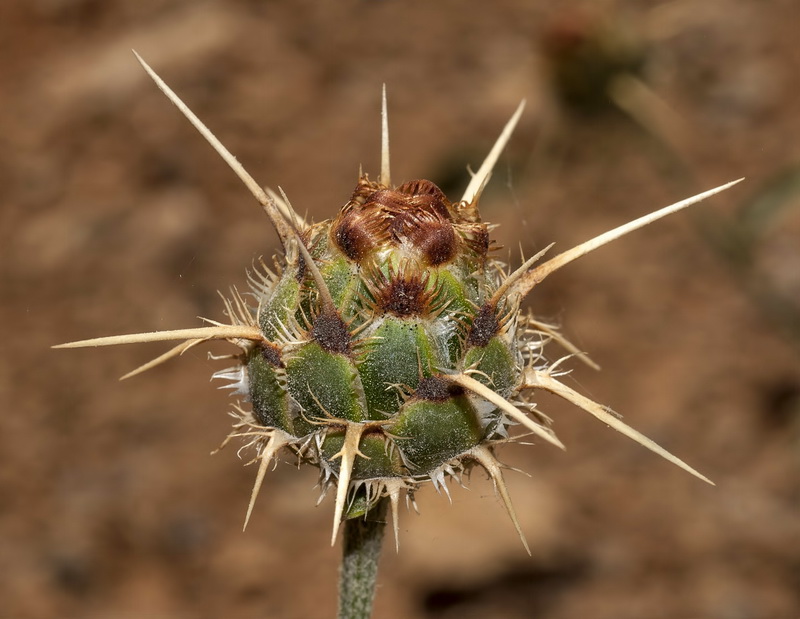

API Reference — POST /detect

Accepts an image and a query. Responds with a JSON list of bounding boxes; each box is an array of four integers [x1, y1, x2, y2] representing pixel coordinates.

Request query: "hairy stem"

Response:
[[338, 499, 388, 619]]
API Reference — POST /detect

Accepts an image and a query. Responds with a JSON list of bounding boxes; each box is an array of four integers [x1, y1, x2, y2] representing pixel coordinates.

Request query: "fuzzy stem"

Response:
[[338, 499, 388, 619]]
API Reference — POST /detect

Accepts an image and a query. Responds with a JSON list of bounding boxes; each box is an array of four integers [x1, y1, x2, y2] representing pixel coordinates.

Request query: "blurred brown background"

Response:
[[3, 1, 799, 617]]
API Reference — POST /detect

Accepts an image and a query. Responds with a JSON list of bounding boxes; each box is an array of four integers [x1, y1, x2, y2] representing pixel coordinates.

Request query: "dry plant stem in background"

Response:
[[54, 52, 742, 618]]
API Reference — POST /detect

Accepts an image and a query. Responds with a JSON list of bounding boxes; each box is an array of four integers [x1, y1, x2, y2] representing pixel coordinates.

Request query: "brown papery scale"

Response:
[[333, 181, 462, 267]]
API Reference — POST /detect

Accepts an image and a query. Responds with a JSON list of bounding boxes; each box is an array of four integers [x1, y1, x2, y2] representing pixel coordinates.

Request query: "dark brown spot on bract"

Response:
[[380, 275, 430, 317], [311, 310, 351, 354], [260, 342, 284, 368], [466, 303, 500, 347], [414, 376, 465, 401], [295, 252, 307, 283]]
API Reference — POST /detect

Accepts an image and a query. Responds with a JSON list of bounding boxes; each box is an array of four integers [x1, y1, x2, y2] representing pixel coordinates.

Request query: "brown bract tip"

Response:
[[466, 303, 500, 348], [413, 376, 465, 402], [259, 342, 284, 367], [370, 266, 438, 318], [311, 310, 352, 354]]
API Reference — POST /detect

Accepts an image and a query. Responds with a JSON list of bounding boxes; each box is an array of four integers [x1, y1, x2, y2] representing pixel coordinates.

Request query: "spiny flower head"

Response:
[[55, 53, 741, 553]]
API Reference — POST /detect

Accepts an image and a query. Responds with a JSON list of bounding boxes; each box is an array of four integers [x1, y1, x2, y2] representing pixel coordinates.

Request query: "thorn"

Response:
[[243, 449, 272, 531], [119, 339, 199, 380], [508, 178, 745, 301], [131, 50, 298, 247], [243, 432, 290, 531], [524, 316, 600, 371], [275, 187, 306, 237], [53, 325, 264, 349], [448, 373, 565, 450], [387, 482, 402, 553], [380, 84, 391, 188], [471, 445, 531, 555], [276, 187, 338, 314], [329, 422, 368, 545], [522, 368, 714, 485], [265, 186, 308, 231], [491, 242, 555, 305], [460, 100, 526, 206]]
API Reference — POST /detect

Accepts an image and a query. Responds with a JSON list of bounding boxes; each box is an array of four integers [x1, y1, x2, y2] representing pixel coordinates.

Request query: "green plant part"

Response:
[[55, 53, 742, 619]]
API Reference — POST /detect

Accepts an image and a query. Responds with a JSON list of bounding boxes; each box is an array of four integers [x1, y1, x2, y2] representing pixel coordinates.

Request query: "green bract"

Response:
[[216, 174, 556, 547]]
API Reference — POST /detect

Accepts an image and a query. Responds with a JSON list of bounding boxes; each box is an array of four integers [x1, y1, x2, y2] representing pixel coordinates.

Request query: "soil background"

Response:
[[3, 1, 800, 618]]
